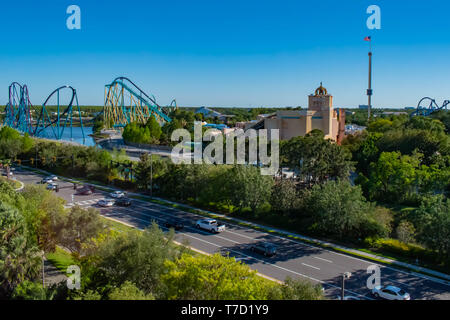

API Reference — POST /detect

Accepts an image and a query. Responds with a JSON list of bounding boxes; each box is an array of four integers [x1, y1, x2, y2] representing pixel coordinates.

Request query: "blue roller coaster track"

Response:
[[412, 97, 449, 117], [3, 82, 34, 135], [3, 83, 85, 141]]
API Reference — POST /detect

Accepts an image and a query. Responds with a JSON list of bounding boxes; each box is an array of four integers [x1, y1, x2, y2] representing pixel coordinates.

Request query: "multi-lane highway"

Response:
[[12, 167, 450, 300]]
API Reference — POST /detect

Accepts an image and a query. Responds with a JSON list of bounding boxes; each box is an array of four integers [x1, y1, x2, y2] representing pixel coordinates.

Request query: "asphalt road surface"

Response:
[[11, 167, 450, 300]]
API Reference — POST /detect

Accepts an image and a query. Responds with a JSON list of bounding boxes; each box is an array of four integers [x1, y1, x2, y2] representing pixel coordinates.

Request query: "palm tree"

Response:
[[0, 159, 12, 180], [0, 204, 42, 297]]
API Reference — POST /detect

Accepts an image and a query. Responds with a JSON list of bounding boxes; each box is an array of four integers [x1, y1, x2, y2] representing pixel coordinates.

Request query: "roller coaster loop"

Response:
[[3, 82, 34, 135], [103, 76, 173, 128], [3, 82, 85, 142], [33, 85, 85, 141], [412, 97, 449, 117]]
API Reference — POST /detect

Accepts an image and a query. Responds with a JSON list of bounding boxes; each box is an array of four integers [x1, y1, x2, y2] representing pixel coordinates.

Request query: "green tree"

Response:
[[12, 280, 47, 300], [0, 126, 24, 160], [364, 151, 421, 203], [281, 131, 353, 185], [396, 220, 416, 244], [58, 206, 105, 254], [146, 116, 162, 141], [269, 277, 324, 300], [270, 179, 299, 215], [135, 153, 153, 191], [305, 180, 386, 240], [108, 281, 155, 300], [96, 223, 184, 296], [415, 195, 450, 263], [0, 203, 42, 297], [367, 118, 394, 133], [222, 165, 273, 212], [162, 253, 275, 300]]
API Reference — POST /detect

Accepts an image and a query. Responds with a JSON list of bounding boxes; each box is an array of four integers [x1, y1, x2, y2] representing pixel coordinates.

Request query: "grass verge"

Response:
[[46, 247, 76, 272]]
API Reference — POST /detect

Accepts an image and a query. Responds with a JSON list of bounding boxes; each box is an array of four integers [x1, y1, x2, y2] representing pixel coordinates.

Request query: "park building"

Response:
[[262, 84, 345, 143]]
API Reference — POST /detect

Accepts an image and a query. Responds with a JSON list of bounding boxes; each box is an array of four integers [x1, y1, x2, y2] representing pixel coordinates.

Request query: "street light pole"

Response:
[[41, 251, 45, 288], [341, 272, 352, 300], [150, 152, 153, 197]]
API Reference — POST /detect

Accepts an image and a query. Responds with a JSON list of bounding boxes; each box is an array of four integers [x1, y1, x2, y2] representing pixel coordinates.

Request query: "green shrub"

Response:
[[364, 238, 436, 263]]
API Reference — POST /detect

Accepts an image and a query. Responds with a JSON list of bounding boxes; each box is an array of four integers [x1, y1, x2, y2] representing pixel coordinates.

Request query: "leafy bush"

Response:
[[364, 238, 436, 263]]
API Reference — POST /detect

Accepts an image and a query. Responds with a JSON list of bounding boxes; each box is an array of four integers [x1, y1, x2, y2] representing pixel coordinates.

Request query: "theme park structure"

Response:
[[3, 82, 34, 135], [103, 77, 174, 128], [413, 97, 449, 117], [3, 82, 85, 141]]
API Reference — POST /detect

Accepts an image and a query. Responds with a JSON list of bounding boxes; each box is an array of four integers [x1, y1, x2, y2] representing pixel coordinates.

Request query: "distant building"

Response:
[[359, 105, 369, 109], [195, 106, 222, 118], [195, 106, 234, 122], [382, 111, 408, 116], [345, 124, 366, 135], [203, 123, 228, 130], [263, 83, 345, 142]]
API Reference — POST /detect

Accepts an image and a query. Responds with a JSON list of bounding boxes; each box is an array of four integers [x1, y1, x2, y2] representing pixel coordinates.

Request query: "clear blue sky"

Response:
[[1, 0, 449, 108]]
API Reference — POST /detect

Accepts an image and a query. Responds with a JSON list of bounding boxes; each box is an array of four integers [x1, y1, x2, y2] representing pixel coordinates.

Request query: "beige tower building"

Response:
[[264, 83, 343, 142]]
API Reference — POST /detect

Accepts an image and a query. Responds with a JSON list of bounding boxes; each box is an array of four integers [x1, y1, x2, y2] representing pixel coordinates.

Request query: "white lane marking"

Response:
[[100, 209, 371, 300], [314, 256, 333, 263], [180, 232, 370, 299], [100, 200, 449, 290], [387, 278, 414, 288], [302, 263, 321, 271], [108, 206, 244, 245]]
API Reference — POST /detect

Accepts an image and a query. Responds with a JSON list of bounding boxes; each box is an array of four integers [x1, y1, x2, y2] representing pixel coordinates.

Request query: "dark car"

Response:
[[164, 219, 184, 231], [250, 242, 277, 257], [115, 198, 132, 207], [76, 185, 94, 195]]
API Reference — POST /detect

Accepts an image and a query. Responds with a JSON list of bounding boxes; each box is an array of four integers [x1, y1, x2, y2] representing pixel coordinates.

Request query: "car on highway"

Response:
[[164, 218, 184, 231], [110, 191, 126, 198], [196, 219, 226, 233], [40, 177, 53, 184], [115, 198, 132, 207], [98, 199, 115, 207], [76, 185, 94, 195], [372, 285, 410, 300], [2, 171, 13, 177], [48, 175, 58, 181], [46, 183, 58, 191], [249, 242, 277, 257]]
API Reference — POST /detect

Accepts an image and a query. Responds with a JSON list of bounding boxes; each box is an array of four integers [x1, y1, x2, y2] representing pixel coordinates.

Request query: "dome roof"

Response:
[[314, 82, 328, 96]]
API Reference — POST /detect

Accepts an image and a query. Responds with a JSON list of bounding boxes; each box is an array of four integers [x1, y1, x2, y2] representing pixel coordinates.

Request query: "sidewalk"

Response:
[[20, 165, 450, 285]]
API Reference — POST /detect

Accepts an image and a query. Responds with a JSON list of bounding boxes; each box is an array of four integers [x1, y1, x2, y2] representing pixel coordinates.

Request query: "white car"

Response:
[[110, 191, 126, 198], [46, 183, 58, 191], [372, 285, 410, 300], [41, 177, 53, 184], [196, 219, 226, 233], [48, 175, 58, 181], [98, 199, 115, 207]]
